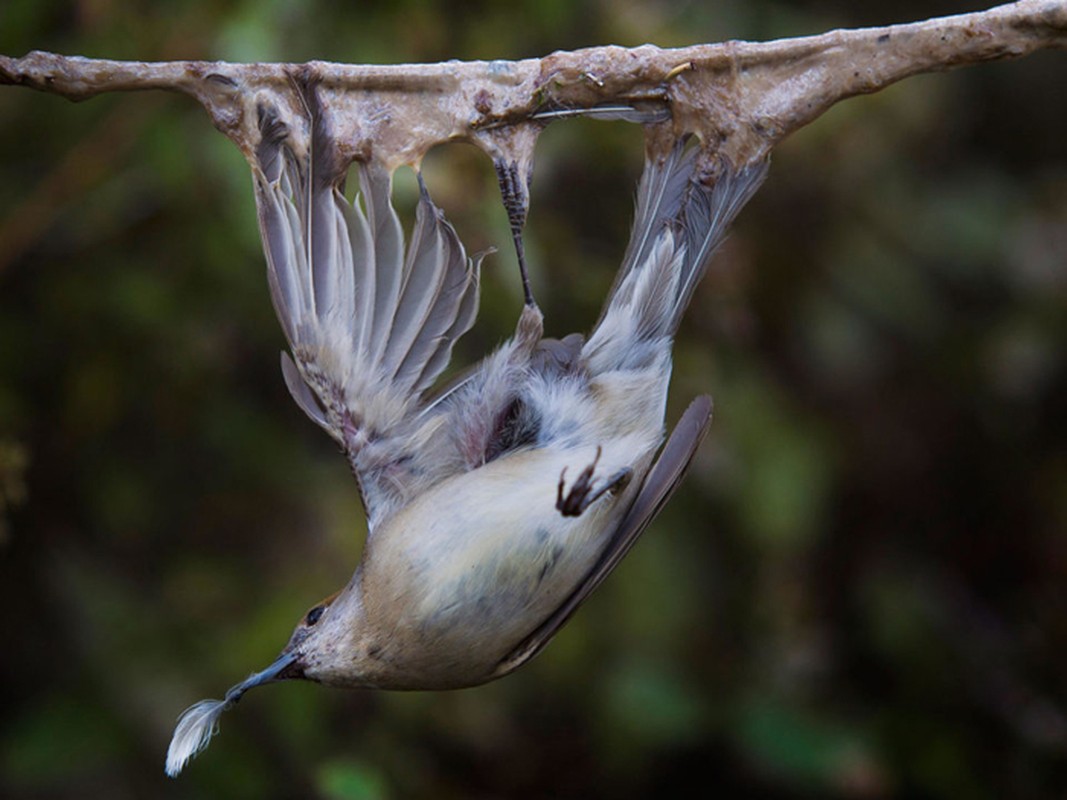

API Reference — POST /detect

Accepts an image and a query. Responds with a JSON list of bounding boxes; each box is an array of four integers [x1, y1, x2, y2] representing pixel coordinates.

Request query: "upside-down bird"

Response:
[[165, 84, 768, 776]]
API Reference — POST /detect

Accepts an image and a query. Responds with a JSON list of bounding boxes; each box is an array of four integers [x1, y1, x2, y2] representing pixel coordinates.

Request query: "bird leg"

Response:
[[556, 446, 633, 517], [494, 158, 537, 309]]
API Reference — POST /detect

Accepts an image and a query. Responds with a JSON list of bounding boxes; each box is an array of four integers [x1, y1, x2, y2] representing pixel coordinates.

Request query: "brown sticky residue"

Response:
[[1, 2, 1064, 175]]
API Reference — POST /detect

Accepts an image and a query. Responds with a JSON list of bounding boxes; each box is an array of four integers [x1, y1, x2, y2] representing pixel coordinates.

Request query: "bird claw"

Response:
[[556, 446, 632, 517]]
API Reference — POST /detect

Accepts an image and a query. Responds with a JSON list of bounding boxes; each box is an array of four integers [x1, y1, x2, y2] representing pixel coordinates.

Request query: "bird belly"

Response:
[[359, 444, 640, 688]]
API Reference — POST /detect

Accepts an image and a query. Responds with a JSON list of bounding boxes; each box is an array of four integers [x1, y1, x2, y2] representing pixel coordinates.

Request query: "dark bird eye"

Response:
[[305, 605, 325, 626]]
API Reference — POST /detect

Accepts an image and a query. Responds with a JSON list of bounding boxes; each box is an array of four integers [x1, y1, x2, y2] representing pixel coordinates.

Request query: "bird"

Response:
[[165, 80, 768, 777]]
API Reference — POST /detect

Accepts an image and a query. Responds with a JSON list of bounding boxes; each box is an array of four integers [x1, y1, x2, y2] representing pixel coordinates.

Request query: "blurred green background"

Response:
[[1, 1, 1065, 797]]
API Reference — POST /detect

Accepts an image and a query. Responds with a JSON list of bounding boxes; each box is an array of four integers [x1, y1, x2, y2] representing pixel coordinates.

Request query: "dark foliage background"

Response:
[[1, 1, 1065, 797]]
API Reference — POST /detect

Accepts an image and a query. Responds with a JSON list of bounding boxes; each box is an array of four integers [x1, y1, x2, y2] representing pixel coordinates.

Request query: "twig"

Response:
[[1, 2, 1065, 172]]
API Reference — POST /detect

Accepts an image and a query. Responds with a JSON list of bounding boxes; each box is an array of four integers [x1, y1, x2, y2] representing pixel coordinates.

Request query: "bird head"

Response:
[[164, 583, 364, 777]]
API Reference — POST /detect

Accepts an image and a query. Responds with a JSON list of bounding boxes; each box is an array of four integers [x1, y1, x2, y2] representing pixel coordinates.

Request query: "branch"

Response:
[[1, 1, 1065, 174]]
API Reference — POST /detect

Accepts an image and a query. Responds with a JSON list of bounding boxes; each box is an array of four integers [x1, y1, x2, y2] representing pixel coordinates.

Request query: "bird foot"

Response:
[[556, 446, 632, 517]]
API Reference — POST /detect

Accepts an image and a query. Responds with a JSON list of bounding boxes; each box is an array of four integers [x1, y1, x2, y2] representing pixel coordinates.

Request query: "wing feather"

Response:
[[361, 165, 405, 367], [252, 83, 484, 524], [280, 351, 332, 436]]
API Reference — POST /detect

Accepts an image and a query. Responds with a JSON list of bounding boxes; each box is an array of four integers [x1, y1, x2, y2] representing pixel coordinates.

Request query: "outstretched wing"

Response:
[[253, 82, 483, 527], [494, 395, 713, 675]]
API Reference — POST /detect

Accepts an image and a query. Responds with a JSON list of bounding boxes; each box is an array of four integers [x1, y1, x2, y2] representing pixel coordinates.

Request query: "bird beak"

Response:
[[224, 650, 304, 703]]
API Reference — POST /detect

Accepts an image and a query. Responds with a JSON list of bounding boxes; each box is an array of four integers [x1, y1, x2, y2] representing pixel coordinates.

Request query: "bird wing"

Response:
[[494, 394, 713, 675], [253, 80, 483, 527]]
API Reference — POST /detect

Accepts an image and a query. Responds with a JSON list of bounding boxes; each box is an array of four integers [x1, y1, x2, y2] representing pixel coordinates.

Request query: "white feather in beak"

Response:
[[165, 651, 298, 777]]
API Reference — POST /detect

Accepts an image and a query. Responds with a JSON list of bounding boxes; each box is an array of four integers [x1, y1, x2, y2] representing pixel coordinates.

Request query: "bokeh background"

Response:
[[1, 1, 1065, 798]]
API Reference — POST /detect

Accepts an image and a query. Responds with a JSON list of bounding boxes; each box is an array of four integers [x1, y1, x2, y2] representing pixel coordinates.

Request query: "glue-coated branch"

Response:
[[1, 1, 1065, 171]]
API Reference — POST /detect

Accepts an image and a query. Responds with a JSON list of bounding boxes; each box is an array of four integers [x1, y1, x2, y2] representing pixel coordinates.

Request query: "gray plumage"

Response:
[[254, 86, 484, 523]]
